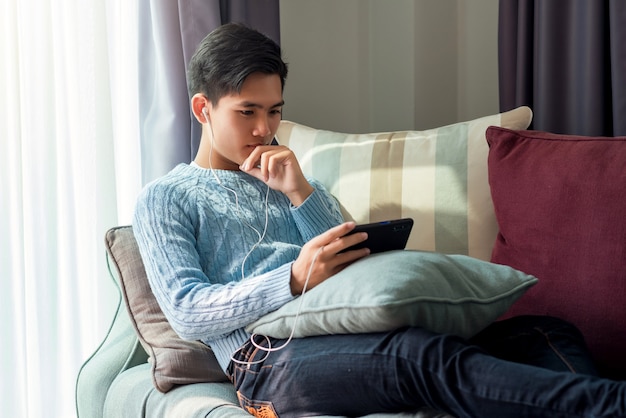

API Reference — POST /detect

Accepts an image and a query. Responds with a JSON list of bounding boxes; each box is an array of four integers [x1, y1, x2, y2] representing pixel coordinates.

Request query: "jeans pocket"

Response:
[[236, 390, 279, 418]]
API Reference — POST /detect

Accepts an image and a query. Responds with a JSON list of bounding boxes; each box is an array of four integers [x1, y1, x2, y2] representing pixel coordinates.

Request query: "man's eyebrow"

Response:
[[239, 100, 285, 109]]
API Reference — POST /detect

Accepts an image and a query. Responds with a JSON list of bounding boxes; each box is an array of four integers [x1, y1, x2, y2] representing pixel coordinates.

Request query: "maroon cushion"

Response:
[[486, 126, 626, 377]]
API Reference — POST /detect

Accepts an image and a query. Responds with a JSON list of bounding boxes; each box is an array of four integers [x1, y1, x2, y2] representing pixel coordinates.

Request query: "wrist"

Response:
[[286, 182, 314, 207], [289, 263, 304, 295]]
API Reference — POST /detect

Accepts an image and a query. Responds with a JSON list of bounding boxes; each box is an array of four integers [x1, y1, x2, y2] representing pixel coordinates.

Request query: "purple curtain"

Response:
[[138, 0, 280, 184], [498, 0, 626, 136]]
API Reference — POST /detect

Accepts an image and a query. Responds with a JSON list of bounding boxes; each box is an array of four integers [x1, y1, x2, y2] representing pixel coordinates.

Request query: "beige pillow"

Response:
[[276, 106, 532, 261], [104, 226, 228, 393]]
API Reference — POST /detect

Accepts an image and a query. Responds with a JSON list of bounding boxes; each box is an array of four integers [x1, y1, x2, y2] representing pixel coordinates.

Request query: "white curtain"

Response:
[[0, 0, 141, 416]]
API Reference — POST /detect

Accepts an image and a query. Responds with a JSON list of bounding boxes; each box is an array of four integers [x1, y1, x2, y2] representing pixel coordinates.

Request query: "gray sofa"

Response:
[[77, 107, 572, 417]]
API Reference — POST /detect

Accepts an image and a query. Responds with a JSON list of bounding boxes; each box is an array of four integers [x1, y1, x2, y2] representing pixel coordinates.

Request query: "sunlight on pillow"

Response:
[[248, 250, 537, 339]]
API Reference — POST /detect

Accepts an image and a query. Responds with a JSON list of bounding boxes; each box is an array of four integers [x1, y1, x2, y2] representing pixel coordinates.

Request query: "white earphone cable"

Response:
[[202, 111, 311, 366], [204, 114, 270, 280], [229, 244, 324, 366]]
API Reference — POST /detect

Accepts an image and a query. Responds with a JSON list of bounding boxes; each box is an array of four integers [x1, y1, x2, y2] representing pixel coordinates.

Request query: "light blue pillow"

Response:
[[247, 250, 537, 339]]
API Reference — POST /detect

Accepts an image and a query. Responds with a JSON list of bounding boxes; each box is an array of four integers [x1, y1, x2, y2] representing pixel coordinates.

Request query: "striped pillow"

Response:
[[276, 106, 532, 261]]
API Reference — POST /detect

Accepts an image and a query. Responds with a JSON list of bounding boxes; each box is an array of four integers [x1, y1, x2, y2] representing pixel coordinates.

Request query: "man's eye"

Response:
[[240, 110, 254, 116], [271, 109, 282, 115]]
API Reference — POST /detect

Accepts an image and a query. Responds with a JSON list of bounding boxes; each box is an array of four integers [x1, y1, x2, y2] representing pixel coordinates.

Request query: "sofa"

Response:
[[76, 105, 626, 417]]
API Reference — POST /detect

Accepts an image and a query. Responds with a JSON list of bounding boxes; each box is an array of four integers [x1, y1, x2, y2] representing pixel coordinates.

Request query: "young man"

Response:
[[133, 23, 626, 417]]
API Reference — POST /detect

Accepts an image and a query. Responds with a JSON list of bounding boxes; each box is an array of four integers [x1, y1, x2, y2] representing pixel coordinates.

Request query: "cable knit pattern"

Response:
[[132, 163, 344, 371]]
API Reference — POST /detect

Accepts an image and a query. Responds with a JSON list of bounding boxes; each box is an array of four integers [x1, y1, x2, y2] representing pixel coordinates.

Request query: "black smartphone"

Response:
[[340, 218, 414, 254]]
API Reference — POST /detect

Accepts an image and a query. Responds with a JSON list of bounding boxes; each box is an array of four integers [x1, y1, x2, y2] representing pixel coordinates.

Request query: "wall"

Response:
[[279, 0, 499, 133]]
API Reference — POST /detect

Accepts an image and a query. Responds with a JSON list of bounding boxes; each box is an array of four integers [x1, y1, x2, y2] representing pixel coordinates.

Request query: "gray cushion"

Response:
[[105, 226, 228, 393]]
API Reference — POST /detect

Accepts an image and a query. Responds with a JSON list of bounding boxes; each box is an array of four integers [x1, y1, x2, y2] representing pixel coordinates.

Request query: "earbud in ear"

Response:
[[202, 108, 209, 122]]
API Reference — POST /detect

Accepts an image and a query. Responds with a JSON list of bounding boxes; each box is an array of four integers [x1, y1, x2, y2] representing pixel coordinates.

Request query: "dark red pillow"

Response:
[[486, 126, 626, 377]]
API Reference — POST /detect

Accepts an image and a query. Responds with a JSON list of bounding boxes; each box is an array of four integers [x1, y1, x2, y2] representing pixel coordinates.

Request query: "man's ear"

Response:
[[191, 93, 210, 123]]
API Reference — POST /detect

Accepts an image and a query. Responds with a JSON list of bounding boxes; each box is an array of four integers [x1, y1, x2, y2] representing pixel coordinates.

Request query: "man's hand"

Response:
[[290, 222, 370, 295], [240, 145, 314, 206]]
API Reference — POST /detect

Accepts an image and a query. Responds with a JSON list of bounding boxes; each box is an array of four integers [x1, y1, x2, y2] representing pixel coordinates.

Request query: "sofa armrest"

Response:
[[75, 253, 149, 418]]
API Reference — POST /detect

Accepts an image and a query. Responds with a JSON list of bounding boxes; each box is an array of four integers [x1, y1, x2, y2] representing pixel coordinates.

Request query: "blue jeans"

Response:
[[228, 316, 625, 417]]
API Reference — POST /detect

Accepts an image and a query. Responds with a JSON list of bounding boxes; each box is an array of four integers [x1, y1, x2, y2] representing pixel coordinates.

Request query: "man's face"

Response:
[[205, 72, 284, 170]]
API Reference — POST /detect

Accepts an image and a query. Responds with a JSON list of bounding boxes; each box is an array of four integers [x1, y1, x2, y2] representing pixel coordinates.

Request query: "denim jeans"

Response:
[[228, 316, 625, 417]]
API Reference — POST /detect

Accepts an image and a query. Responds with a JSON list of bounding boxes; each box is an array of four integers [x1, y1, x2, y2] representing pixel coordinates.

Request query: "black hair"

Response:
[[187, 23, 288, 105]]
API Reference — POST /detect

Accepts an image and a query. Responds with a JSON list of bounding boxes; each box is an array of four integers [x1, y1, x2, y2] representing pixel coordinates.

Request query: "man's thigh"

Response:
[[229, 327, 476, 417]]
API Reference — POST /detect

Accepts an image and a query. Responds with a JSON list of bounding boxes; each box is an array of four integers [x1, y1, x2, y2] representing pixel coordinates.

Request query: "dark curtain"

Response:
[[498, 0, 626, 136], [138, 0, 280, 184]]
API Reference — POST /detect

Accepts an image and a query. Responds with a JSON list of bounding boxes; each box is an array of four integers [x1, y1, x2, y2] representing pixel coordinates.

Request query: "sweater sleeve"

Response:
[[132, 180, 296, 342], [291, 178, 345, 241]]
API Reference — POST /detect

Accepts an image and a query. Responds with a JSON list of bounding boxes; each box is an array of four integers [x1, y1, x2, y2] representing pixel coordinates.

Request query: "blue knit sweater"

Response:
[[132, 163, 343, 371]]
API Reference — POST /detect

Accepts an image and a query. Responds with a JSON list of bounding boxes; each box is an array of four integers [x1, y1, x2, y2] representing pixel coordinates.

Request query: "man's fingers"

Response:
[[313, 222, 357, 245]]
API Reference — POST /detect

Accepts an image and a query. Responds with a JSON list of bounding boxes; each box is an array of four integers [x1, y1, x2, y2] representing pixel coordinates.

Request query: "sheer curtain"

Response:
[[0, 1, 140, 417]]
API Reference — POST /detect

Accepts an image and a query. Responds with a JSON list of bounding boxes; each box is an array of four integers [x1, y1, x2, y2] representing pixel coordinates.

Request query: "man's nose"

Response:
[[253, 116, 271, 138]]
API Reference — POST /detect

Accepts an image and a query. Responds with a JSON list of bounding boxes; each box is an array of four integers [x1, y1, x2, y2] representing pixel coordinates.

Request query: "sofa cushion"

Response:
[[106, 363, 453, 418], [276, 106, 532, 261], [104, 363, 249, 417], [248, 250, 537, 339], [105, 226, 228, 393], [486, 126, 626, 376]]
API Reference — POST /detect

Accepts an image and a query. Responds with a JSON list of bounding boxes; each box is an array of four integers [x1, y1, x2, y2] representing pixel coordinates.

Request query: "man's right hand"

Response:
[[290, 222, 370, 295]]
